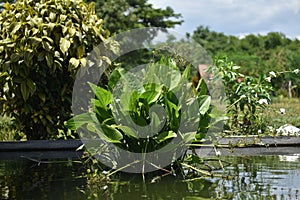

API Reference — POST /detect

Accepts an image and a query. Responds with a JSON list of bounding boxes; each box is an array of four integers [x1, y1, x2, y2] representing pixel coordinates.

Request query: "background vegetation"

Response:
[[0, 0, 299, 140], [192, 25, 300, 97]]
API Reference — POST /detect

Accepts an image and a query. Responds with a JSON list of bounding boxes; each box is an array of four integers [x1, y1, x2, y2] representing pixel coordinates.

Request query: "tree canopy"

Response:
[[0, 0, 117, 139], [84, 0, 183, 34]]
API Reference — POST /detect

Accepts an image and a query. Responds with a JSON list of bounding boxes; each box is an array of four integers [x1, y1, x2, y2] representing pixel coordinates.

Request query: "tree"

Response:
[[0, 0, 117, 139], [84, 0, 183, 34]]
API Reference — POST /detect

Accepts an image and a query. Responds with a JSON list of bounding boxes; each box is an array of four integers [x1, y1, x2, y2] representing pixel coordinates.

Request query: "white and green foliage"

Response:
[[210, 56, 273, 134], [0, 0, 116, 139]]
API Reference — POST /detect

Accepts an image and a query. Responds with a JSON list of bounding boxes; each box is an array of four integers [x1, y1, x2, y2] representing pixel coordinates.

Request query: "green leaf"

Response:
[[45, 52, 53, 68], [108, 68, 122, 90], [88, 82, 112, 108], [69, 57, 80, 70], [26, 79, 36, 92], [100, 124, 123, 141], [154, 131, 177, 144], [80, 58, 86, 67], [116, 125, 138, 138], [42, 41, 52, 51], [21, 80, 29, 101], [38, 92, 46, 103], [60, 37, 71, 54], [199, 95, 211, 115], [140, 90, 160, 104], [11, 22, 21, 35], [65, 113, 95, 130], [149, 112, 161, 133]]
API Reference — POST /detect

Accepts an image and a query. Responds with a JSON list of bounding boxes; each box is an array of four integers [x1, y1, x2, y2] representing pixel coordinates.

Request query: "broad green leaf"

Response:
[[88, 82, 112, 108], [26, 79, 36, 92], [108, 68, 122, 90], [65, 113, 95, 130], [21, 80, 29, 101], [140, 90, 160, 104], [86, 123, 119, 143], [60, 37, 71, 54], [77, 45, 85, 58], [199, 95, 211, 115], [116, 125, 138, 138], [150, 111, 163, 133], [100, 124, 123, 142], [38, 92, 46, 103]]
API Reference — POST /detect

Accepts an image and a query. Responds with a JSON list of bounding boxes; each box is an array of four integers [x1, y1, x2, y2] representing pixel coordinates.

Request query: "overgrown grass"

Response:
[[261, 97, 300, 133]]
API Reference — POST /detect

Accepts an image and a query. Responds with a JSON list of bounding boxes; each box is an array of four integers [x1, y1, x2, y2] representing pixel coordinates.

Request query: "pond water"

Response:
[[0, 153, 300, 199]]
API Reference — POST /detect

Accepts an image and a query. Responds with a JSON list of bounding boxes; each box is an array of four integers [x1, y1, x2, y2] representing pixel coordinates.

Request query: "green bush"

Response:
[[66, 56, 216, 171], [209, 56, 273, 134], [0, 0, 117, 139]]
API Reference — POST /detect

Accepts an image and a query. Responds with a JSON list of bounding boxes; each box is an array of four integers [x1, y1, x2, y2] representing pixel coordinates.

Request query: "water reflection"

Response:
[[0, 159, 86, 199], [0, 154, 300, 199], [212, 154, 300, 200], [279, 154, 299, 162]]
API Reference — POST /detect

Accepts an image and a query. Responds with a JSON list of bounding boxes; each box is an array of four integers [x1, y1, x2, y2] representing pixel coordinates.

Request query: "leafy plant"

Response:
[[0, 0, 117, 139], [209, 56, 273, 134], [67, 56, 216, 172]]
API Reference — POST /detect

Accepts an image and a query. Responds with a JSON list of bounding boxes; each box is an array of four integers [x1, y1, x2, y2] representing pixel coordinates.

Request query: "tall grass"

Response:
[[262, 97, 300, 132]]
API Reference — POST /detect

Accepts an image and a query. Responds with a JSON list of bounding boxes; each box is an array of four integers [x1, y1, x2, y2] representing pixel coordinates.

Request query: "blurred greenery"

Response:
[[192, 26, 300, 97], [263, 97, 300, 131]]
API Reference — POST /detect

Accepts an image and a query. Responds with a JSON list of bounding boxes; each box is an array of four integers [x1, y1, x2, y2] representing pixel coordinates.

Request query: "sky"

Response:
[[148, 0, 300, 39]]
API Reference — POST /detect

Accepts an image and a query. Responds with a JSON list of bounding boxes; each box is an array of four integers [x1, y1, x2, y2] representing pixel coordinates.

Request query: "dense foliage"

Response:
[[192, 26, 300, 97], [0, 0, 117, 139], [84, 0, 183, 34], [209, 57, 273, 134], [67, 56, 217, 171]]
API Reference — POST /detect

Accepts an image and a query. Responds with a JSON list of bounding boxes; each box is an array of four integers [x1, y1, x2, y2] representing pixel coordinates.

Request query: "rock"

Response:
[[276, 124, 300, 136]]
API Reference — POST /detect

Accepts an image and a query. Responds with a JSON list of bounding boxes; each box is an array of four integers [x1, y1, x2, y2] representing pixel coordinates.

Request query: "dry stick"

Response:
[[181, 163, 212, 176], [146, 161, 172, 174], [107, 160, 141, 177]]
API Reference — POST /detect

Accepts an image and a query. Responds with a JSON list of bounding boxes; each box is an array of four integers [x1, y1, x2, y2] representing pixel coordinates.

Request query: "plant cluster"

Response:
[[192, 26, 300, 98], [67, 56, 218, 172], [0, 0, 117, 139], [209, 56, 273, 134]]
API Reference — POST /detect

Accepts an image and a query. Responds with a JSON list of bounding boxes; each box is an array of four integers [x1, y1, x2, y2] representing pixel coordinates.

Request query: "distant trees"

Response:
[[192, 26, 300, 97], [84, 0, 183, 34]]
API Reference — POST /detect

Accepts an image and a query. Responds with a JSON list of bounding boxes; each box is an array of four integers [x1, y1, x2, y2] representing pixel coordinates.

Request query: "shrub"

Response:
[[66, 56, 216, 172], [209, 56, 273, 134], [0, 0, 117, 139]]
